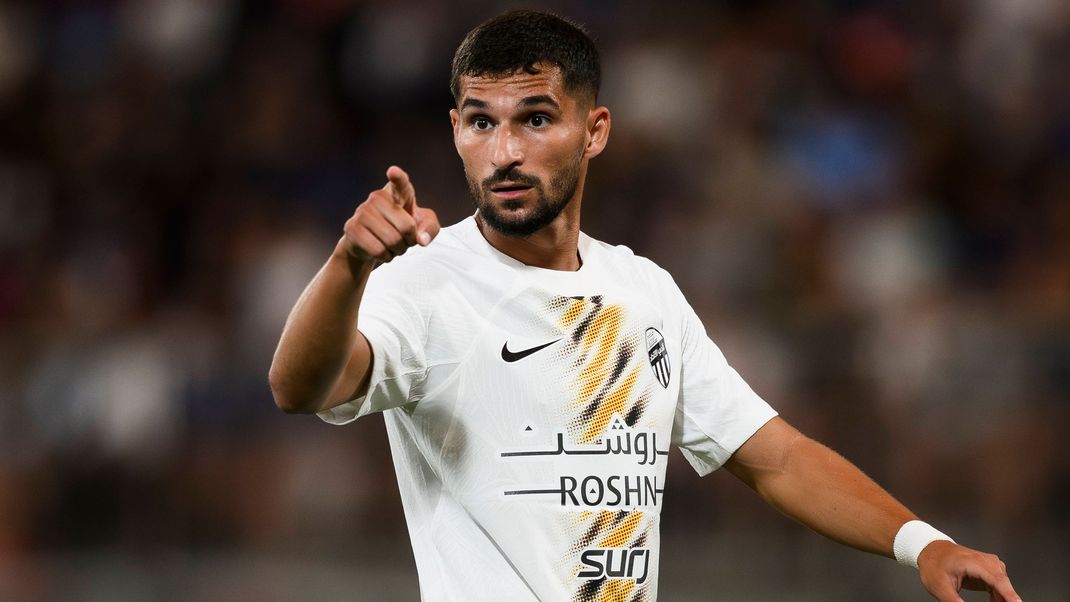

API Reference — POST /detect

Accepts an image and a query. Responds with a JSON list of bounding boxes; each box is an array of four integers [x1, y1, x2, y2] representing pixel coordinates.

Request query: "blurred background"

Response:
[[0, 0, 1067, 599]]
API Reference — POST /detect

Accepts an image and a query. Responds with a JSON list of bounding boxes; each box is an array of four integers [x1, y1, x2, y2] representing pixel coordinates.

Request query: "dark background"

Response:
[[0, 0, 1067, 599]]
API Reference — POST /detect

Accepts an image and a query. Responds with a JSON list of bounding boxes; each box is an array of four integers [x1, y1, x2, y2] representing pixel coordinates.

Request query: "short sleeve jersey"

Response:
[[318, 216, 776, 601]]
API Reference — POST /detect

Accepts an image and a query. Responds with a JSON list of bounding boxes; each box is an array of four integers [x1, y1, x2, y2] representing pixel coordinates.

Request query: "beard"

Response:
[[467, 149, 583, 237]]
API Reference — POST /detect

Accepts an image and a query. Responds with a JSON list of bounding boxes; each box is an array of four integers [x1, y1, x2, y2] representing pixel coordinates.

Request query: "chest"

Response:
[[416, 284, 681, 449]]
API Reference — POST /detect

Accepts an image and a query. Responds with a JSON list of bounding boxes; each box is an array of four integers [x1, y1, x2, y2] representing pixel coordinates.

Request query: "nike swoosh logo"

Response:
[[501, 339, 561, 362]]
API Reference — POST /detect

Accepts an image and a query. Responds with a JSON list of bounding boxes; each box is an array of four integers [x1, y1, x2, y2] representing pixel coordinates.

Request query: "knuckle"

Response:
[[367, 191, 389, 207], [350, 205, 372, 227], [344, 226, 366, 250]]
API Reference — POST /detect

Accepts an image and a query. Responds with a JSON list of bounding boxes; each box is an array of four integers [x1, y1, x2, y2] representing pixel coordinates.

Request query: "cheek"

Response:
[[457, 137, 488, 168], [536, 135, 584, 170]]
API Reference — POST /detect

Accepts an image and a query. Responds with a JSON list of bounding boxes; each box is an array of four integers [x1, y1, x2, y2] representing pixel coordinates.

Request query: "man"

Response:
[[269, 10, 1020, 602]]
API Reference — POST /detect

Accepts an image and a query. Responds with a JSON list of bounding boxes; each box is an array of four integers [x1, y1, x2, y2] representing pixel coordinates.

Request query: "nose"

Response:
[[491, 123, 524, 169]]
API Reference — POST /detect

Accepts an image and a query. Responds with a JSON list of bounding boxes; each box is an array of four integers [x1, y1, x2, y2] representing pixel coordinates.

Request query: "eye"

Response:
[[528, 114, 550, 128], [472, 116, 492, 130]]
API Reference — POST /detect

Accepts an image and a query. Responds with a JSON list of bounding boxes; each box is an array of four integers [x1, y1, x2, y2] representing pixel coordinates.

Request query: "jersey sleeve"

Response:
[[317, 258, 429, 426], [668, 280, 777, 476]]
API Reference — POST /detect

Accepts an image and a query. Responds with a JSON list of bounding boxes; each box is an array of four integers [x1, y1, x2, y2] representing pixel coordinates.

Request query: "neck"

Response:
[[476, 200, 583, 271]]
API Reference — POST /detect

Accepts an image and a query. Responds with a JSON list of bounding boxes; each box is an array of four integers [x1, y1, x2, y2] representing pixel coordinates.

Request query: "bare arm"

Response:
[[268, 244, 375, 414], [725, 417, 1021, 602], [724, 417, 912, 555], [268, 166, 439, 414]]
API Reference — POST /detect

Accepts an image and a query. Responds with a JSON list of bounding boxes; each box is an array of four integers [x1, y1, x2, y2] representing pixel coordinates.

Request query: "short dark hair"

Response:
[[450, 10, 601, 104]]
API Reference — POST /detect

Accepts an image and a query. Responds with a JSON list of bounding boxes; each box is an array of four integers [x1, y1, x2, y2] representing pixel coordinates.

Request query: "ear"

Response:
[[449, 108, 460, 148], [583, 106, 611, 160]]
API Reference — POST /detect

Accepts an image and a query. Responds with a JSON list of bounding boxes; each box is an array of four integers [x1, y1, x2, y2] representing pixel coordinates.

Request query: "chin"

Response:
[[480, 209, 543, 237], [499, 200, 526, 212]]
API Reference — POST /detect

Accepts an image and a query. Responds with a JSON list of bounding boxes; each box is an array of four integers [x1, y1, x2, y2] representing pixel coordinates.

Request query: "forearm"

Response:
[[727, 424, 915, 557], [269, 238, 375, 413]]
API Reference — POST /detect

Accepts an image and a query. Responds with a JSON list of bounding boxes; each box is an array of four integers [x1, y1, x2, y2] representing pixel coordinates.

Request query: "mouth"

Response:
[[490, 182, 533, 199]]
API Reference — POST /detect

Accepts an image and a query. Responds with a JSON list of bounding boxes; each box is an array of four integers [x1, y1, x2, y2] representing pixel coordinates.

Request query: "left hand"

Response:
[[918, 540, 1021, 602]]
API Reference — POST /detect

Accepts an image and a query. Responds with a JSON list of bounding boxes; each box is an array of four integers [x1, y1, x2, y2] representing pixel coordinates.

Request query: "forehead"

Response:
[[457, 64, 570, 108]]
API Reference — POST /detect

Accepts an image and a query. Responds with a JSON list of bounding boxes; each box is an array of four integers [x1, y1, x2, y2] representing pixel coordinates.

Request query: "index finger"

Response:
[[964, 564, 1021, 602], [990, 574, 1021, 602], [386, 165, 415, 211]]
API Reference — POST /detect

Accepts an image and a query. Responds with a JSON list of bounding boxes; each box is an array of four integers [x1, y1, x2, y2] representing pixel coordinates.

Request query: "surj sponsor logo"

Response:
[[578, 547, 650, 584]]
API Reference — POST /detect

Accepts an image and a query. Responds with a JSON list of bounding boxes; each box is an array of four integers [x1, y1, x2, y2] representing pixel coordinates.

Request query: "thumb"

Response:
[[385, 165, 416, 212], [413, 207, 440, 246]]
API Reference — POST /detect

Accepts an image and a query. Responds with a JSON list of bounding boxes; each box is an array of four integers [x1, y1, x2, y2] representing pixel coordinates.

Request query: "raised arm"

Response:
[[724, 417, 1021, 602], [268, 166, 439, 414]]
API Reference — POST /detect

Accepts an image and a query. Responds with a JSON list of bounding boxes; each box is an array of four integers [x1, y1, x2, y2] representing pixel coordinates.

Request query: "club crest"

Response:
[[645, 327, 670, 388]]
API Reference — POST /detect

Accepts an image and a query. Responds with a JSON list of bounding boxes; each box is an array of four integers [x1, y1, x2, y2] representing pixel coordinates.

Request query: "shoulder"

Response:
[[583, 234, 698, 333], [585, 235, 681, 293]]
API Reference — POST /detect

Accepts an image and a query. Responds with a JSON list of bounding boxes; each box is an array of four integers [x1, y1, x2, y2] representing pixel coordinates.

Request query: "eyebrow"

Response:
[[459, 95, 562, 112], [518, 95, 560, 110], [461, 98, 488, 110]]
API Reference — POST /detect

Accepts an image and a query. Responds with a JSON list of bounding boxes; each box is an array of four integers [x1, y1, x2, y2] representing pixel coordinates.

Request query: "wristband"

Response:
[[893, 520, 954, 568]]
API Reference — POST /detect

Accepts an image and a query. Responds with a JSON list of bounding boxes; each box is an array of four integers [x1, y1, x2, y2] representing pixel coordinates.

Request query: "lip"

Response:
[[491, 184, 532, 199]]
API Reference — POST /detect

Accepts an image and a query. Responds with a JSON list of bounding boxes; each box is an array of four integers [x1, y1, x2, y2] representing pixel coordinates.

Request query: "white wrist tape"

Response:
[[893, 520, 954, 568]]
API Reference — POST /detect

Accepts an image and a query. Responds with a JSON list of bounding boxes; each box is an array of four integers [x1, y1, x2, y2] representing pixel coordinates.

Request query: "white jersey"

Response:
[[318, 216, 776, 601]]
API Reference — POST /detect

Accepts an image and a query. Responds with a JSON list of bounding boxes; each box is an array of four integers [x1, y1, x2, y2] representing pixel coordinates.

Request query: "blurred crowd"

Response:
[[0, 0, 1067, 598]]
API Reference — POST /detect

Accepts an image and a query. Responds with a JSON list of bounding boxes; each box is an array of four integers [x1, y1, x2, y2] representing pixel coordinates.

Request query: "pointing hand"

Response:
[[342, 166, 441, 263]]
